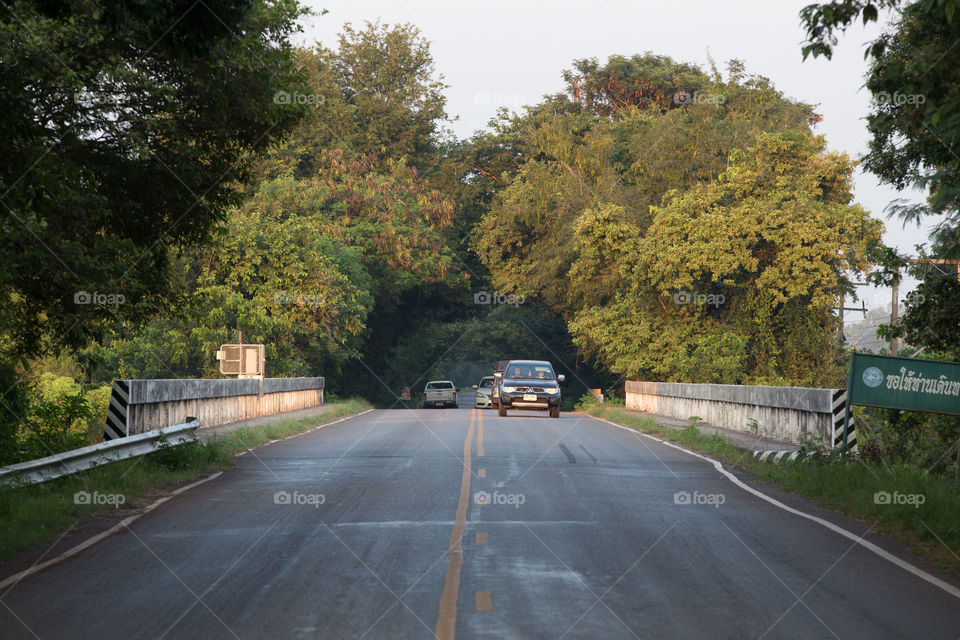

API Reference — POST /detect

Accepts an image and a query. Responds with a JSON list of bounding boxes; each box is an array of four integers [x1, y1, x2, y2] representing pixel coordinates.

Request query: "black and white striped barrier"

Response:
[[753, 450, 811, 463], [832, 388, 857, 452], [104, 380, 130, 441], [754, 389, 857, 463]]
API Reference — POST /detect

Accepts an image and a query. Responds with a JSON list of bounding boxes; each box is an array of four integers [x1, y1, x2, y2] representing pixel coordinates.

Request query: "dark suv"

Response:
[[496, 360, 565, 418]]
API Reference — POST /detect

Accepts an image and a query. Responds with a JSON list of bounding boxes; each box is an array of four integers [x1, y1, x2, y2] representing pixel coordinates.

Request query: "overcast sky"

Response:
[[298, 0, 935, 318]]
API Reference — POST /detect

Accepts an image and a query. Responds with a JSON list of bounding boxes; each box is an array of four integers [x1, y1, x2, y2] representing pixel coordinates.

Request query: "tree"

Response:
[[90, 150, 458, 380], [568, 133, 883, 385], [800, 1, 960, 247], [472, 55, 817, 317], [801, 1, 960, 356], [0, 0, 308, 364], [879, 244, 960, 359], [256, 21, 451, 182], [561, 53, 711, 116]]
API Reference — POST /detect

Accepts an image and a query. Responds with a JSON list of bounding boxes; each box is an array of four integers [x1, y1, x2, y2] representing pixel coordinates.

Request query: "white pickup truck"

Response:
[[423, 380, 457, 408]]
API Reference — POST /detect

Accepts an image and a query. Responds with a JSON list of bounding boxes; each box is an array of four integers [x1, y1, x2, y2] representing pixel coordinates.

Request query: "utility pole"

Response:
[[836, 282, 868, 345], [890, 269, 899, 357], [890, 258, 959, 357]]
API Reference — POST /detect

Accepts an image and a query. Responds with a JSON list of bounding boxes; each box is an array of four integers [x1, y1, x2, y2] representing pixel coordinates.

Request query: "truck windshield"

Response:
[[507, 365, 555, 380], [426, 382, 454, 389]]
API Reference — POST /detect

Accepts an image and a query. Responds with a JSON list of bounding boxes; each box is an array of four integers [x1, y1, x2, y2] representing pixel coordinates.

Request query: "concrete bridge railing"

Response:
[[105, 377, 324, 440], [625, 381, 847, 446]]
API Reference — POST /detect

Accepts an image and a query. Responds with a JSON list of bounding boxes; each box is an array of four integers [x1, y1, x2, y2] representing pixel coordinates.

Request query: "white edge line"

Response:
[[0, 471, 222, 591], [586, 413, 960, 602], [0, 408, 375, 590]]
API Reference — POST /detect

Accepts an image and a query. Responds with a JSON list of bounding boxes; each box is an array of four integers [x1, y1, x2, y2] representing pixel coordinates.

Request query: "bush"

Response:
[[0, 370, 116, 464], [84, 384, 112, 441], [35, 373, 82, 402], [857, 406, 960, 478], [0, 363, 28, 466], [18, 393, 92, 461]]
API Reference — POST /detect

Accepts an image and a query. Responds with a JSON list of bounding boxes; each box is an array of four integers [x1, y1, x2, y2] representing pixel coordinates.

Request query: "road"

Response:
[[2, 404, 959, 639]]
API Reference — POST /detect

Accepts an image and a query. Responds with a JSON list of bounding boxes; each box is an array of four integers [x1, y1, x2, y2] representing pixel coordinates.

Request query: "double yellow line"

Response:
[[435, 408, 484, 639]]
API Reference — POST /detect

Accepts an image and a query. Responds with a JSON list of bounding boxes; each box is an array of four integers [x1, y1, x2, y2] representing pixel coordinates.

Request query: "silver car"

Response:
[[474, 375, 495, 408]]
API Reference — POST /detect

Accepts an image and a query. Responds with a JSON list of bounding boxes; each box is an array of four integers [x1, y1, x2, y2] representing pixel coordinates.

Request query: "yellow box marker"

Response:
[[475, 532, 488, 546], [477, 468, 486, 478], [477, 411, 485, 457], [475, 591, 493, 611]]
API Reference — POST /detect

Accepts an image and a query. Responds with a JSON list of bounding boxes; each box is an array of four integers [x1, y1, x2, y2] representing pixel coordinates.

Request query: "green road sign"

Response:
[[848, 353, 960, 416]]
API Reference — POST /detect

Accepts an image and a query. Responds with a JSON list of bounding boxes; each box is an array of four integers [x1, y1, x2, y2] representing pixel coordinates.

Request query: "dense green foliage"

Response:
[[472, 56, 879, 385], [84, 23, 461, 388], [0, 0, 308, 364], [569, 134, 881, 385], [802, 1, 960, 239]]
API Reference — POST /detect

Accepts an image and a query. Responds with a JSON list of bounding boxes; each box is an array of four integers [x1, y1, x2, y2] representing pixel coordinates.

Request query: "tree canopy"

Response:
[[3, 17, 901, 411], [800, 0, 960, 362], [0, 0, 308, 363]]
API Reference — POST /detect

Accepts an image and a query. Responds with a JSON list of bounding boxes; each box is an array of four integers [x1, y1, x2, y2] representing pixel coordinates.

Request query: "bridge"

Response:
[[1, 396, 958, 638]]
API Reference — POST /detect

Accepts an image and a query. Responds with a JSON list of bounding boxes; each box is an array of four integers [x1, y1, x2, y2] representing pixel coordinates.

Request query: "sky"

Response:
[[297, 0, 936, 322]]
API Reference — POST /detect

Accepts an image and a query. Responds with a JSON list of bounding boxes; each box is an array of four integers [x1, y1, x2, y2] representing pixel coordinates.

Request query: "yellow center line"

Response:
[[475, 591, 493, 611], [435, 408, 476, 640], [477, 410, 485, 457]]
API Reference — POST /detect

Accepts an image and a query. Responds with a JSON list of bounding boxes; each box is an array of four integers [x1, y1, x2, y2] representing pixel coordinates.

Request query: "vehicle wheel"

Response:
[[498, 405, 507, 417], [550, 408, 560, 418]]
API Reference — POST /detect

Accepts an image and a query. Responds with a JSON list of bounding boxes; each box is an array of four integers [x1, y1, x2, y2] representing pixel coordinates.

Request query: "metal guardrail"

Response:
[[0, 419, 200, 487]]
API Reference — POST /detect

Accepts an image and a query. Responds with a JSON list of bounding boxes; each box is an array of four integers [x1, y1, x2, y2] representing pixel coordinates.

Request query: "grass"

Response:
[[0, 398, 371, 563], [578, 402, 960, 576]]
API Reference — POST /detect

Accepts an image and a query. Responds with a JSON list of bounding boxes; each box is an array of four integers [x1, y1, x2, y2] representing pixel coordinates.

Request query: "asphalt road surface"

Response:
[[2, 405, 959, 639]]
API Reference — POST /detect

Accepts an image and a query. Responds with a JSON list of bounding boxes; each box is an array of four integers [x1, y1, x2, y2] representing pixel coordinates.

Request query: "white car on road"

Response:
[[423, 380, 457, 408], [473, 375, 495, 408]]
